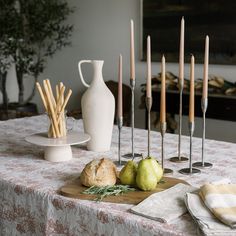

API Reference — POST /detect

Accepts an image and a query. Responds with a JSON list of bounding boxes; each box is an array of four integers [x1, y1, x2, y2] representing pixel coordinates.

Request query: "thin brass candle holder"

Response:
[[161, 122, 173, 174], [193, 98, 213, 168], [146, 97, 152, 157], [169, 82, 188, 163], [123, 79, 142, 159], [179, 121, 201, 175], [114, 117, 126, 166]]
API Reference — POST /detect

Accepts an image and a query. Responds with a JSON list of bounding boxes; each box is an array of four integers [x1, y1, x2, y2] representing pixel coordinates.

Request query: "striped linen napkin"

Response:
[[199, 184, 236, 228], [185, 192, 236, 236]]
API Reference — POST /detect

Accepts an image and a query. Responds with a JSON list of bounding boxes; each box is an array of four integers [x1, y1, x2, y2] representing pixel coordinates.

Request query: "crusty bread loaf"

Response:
[[80, 158, 118, 187]]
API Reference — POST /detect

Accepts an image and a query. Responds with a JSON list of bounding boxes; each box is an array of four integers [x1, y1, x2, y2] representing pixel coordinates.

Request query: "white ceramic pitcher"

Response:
[[78, 60, 115, 152]]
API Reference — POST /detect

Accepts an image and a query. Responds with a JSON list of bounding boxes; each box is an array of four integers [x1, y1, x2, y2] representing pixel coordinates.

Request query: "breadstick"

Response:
[[56, 86, 65, 130], [60, 89, 72, 112], [56, 85, 59, 101], [43, 85, 57, 138], [45, 79, 56, 109], [59, 82, 66, 135], [43, 81, 60, 137], [56, 86, 65, 112], [48, 122, 55, 138], [56, 85, 65, 136], [59, 89, 72, 136], [36, 82, 48, 111], [36, 82, 57, 137]]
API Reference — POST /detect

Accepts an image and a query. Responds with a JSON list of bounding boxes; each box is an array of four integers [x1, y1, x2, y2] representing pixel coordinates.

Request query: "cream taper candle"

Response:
[[189, 55, 195, 122], [118, 54, 123, 118], [179, 17, 185, 87], [130, 19, 135, 80], [160, 55, 166, 123], [203, 36, 209, 99], [146, 36, 151, 98]]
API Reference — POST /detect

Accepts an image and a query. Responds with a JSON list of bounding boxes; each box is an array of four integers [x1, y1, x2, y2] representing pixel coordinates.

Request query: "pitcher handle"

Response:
[[78, 60, 92, 88]]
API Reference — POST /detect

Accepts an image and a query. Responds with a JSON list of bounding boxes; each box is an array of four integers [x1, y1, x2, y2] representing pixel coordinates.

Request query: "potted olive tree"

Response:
[[0, 0, 74, 119]]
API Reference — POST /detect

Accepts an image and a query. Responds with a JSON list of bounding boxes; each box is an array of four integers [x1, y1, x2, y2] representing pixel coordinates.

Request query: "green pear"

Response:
[[119, 160, 137, 186], [136, 158, 158, 191], [147, 157, 163, 183]]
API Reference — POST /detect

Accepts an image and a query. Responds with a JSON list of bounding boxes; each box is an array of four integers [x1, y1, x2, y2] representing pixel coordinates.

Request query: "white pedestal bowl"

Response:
[[25, 131, 90, 162]]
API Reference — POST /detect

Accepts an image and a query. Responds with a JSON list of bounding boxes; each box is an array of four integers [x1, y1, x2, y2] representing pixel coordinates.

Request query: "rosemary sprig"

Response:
[[82, 185, 136, 201]]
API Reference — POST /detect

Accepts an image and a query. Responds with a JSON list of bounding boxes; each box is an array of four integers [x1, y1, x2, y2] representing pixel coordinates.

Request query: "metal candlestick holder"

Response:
[[179, 122, 201, 175], [161, 122, 173, 174], [114, 117, 126, 166], [169, 82, 188, 163], [146, 97, 152, 157], [192, 98, 213, 168], [123, 79, 142, 160]]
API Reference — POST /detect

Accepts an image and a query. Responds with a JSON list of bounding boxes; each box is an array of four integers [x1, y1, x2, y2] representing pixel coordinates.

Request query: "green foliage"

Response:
[[0, 0, 74, 104], [82, 185, 136, 201]]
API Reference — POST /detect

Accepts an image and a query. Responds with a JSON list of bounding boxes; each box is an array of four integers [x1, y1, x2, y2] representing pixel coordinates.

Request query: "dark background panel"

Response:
[[142, 0, 236, 64]]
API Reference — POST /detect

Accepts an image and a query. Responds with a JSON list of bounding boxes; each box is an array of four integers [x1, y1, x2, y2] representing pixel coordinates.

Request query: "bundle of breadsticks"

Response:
[[36, 79, 72, 138]]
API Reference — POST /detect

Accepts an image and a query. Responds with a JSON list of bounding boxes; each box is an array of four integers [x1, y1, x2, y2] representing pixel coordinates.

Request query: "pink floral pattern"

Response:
[[0, 115, 236, 235]]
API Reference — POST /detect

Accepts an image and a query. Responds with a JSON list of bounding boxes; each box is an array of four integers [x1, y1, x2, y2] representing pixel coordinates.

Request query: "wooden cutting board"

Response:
[[59, 177, 188, 205]]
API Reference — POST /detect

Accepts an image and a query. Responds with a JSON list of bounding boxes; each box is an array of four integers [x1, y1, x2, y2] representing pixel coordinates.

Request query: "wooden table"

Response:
[[1, 116, 236, 235]]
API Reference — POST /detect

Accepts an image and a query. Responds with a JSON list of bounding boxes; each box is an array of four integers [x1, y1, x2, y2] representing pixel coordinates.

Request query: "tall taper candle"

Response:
[[160, 55, 166, 123], [146, 36, 152, 98], [118, 54, 123, 118], [130, 19, 135, 80], [203, 36, 209, 99], [179, 17, 185, 86], [189, 55, 195, 122]]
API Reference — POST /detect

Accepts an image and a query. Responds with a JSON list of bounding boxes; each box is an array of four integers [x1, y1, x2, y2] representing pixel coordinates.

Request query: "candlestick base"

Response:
[[114, 160, 127, 166], [192, 162, 213, 168], [122, 153, 142, 159], [169, 156, 188, 163], [179, 168, 201, 175], [163, 168, 173, 175]]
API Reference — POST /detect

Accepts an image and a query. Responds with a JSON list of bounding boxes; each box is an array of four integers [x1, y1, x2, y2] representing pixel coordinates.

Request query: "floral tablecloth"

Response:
[[0, 115, 236, 236]]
